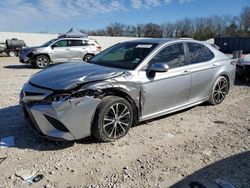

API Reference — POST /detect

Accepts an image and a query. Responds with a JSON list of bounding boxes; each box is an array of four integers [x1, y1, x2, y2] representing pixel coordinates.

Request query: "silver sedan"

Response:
[[20, 39, 236, 142]]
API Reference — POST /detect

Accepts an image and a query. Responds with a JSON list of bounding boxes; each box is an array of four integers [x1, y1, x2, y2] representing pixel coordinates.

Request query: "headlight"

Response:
[[41, 89, 102, 104], [51, 94, 71, 102], [31, 48, 38, 54], [45, 91, 87, 103]]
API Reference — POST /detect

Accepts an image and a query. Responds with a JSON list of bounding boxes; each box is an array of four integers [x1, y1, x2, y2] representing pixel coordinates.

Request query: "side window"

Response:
[[70, 40, 84, 46], [149, 43, 186, 69], [53, 40, 68, 47], [187, 43, 214, 64]]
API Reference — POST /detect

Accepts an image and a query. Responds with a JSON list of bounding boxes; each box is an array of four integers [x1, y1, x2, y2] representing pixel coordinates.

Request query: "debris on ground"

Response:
[[15, 169, 42, 183]]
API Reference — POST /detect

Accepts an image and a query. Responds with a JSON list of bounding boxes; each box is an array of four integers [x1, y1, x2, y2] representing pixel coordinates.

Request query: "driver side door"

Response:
[[140, 42, 192, 120]]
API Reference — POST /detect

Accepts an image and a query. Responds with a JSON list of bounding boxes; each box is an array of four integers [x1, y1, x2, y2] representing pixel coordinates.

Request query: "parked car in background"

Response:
[[19, 38, 101, 68], [20, 39, 235, 142], [236, 54, 250, 80]]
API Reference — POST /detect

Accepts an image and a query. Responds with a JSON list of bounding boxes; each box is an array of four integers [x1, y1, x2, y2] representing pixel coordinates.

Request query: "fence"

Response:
[[0, 31, 141, 50]]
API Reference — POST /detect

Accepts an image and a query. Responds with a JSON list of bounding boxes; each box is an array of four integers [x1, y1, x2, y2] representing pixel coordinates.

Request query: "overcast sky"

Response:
[[0, 0, 249, 33]]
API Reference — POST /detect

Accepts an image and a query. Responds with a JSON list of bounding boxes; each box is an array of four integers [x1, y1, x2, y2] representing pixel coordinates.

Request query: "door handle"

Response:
[[212, 63, 219, 68], [181, 70, 191, 76]]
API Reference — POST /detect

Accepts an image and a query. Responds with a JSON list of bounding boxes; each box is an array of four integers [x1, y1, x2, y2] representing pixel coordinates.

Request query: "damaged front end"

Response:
[[20, 82, 102, 141], [19, 61, 144, 141]]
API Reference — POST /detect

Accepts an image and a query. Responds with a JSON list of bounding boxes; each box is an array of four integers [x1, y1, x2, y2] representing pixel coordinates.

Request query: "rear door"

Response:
[[69, 39, 86, 61], [50, 39, 71, 63], [186, 42, 217, 103]]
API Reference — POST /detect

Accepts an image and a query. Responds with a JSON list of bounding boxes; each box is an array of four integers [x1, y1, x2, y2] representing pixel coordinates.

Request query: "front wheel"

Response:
[[34, 55, 50, 69], [92, 96, 133, 142], [208, 76, 229, 105]]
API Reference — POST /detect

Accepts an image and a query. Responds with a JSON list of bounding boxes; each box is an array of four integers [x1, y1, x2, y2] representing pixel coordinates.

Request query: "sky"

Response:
[[0, 0, 249, 33]]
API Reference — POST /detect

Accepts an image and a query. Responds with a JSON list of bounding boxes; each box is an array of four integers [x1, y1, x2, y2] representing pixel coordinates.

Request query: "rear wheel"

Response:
[[92, 96, 133, 142], [8, 50, 16, 57], [208, 76, 229, 105], [34, 55, 50, 69], [83, 54, 94, 62]]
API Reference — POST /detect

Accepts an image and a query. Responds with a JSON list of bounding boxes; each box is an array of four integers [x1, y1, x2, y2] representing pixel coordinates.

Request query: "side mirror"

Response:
[[51, 45, 56, 49], [149, 63, 169, 73]]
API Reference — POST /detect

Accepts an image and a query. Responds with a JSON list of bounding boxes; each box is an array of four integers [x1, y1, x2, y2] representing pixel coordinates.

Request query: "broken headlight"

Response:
[[42, 89, 101, 104], [51, 93, 71, 102]]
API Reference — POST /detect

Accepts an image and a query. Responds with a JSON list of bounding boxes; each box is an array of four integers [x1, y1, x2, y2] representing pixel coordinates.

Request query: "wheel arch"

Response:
[[83, 53, 95, 60], [100, 88, 140, 124], [34, 53, 51, 62]]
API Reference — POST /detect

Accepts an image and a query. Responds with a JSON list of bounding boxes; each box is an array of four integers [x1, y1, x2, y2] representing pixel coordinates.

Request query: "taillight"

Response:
[[240, 54, 245, 59], [96, 46, 101, 51]]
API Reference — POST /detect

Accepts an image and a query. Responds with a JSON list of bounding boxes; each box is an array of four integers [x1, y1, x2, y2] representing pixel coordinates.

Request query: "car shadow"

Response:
[[169, 151, 250, 188], [3, 64, 34, 69]]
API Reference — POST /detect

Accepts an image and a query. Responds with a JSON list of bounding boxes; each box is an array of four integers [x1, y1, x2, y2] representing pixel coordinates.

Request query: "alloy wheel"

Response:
[[103, 103, 131, 139], [37, 57, 49, 68], [213, 78, 228, 104]]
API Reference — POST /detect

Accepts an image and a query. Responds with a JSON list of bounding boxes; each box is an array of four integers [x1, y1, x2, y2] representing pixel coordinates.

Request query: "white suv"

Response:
[[19, 38, 101, 68]]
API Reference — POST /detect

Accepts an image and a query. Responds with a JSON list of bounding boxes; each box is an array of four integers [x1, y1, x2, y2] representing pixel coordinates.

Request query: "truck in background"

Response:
[[0, 38, 26, 57]]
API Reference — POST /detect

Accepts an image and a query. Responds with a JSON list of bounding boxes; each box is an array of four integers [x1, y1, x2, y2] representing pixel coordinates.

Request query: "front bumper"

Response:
[[19, 51, 34, 64], [20, 83, 101, 141], [19, 56, 31, 64]]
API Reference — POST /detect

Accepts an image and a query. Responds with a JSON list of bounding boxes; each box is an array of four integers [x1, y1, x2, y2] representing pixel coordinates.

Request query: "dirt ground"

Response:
[[0, 57, 249, 188]]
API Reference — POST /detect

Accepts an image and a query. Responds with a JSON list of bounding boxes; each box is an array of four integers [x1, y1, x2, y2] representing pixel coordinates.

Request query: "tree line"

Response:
[[83, 6, 250, 40]]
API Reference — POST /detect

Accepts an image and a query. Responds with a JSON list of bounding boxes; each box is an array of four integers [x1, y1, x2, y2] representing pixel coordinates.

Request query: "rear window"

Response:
[[69, 40, 84, 46], [187, 43, 214, 64]]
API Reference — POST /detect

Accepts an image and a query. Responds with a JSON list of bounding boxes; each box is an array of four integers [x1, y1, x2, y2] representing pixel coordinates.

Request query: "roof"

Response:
[[127, 38, 176, 44]]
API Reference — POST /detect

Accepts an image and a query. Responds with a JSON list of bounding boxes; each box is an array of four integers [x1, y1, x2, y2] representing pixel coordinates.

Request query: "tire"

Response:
[[34, 55, 50, 69], [8, 50, 16, 57], [83, 54, 94, 62], [92, 96, 134, 142], [208, 76, 229, 105]]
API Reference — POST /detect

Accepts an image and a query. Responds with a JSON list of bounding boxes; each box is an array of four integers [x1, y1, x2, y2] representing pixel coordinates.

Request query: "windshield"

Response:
[[89, 42, 157, 70], [40, 39, 57, 47]]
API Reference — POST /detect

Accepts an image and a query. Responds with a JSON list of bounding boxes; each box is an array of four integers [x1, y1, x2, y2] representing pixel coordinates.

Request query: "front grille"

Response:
[[24, 91, 44, 96], [44, 114, 70, 132]]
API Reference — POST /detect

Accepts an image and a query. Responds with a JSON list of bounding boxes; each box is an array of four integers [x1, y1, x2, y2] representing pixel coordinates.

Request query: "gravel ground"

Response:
[[0, 57, 249, 188]]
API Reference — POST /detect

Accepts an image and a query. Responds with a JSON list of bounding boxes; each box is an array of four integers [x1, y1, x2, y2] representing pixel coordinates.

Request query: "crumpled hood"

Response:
[[29, 62, 124, 90]]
